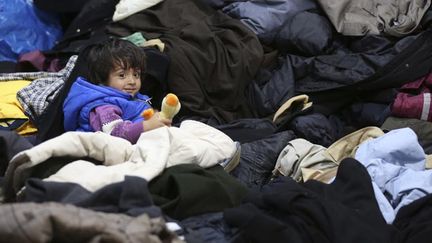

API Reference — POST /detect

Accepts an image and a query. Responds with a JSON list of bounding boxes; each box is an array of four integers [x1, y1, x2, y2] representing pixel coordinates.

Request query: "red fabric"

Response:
[[391, 72, 432, 121]]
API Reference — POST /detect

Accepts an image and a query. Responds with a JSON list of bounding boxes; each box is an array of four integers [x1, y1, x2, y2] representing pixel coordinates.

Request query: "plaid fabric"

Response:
[[0, 55, 78, 121], [0, 71, 49, 81]]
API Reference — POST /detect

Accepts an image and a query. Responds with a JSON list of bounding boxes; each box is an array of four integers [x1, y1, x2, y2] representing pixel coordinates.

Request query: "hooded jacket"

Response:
[[63, 77, 151, 132]]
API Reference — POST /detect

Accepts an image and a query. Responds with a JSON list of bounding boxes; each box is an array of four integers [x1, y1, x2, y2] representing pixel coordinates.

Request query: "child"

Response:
[[63, 38, 171, 143]]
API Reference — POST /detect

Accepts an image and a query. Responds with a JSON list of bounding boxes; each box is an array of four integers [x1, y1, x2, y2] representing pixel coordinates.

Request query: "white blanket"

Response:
[[10, 120, 235, 192]]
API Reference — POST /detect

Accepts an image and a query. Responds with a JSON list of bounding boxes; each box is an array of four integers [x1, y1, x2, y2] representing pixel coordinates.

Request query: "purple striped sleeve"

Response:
[[89, 105, 144, 143]]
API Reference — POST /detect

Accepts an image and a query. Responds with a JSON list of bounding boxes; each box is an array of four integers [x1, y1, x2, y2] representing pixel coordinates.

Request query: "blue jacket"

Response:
[[63, 77, 152, 132]]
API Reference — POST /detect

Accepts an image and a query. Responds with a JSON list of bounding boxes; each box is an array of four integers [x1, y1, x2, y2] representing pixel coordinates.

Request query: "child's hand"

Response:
[[142, 111, 172, 131]]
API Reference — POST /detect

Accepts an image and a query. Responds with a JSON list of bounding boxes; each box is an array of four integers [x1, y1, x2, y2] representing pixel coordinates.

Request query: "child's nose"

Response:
[[127, 75, 137, 84]]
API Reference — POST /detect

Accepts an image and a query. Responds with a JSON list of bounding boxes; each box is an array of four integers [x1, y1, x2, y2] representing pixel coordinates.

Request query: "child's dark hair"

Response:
[[84, 38, 147, 85]]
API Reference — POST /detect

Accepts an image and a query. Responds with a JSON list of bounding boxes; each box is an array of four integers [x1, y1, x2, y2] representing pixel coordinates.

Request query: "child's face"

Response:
[[107, 66, 141, 96]]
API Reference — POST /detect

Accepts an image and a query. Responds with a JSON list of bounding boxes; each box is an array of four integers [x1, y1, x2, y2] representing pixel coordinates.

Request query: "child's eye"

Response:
[[134, 72, 141, 78], [118, 73, 126, 78]]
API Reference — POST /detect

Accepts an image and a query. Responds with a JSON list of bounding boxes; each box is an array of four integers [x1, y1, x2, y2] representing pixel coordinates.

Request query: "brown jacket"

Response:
[[0, 202, 183, 243]]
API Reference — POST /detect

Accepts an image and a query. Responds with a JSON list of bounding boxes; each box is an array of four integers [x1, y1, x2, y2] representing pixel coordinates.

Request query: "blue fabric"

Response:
[[222, 0, 316, 43], [274, 11, 333, 56], [231, 130, 296, 188], [180, 212, 235, 243], [355, 127, 432, 224], [63, 77, 151, 132], [0, 0, 62, 62]]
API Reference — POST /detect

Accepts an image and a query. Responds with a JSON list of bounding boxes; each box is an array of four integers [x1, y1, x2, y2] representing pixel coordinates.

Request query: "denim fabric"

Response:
[[180, 212, 235, 243], [214, 118, 276, 144], [288, 112, 337, 147], [231, 130, 296, 188]]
